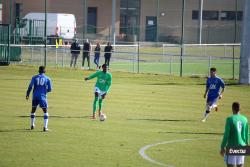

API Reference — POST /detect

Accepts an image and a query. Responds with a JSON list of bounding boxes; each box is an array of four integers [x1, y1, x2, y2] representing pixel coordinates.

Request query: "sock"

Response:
[[204, 110, 210, 118], [93, 96, 98, 115], [30, 113, 35, 126], [44, 112, 49, 129], [98, 98, 103, 112]]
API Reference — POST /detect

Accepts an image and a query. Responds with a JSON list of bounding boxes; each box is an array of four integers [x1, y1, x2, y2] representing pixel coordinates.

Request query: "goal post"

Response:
[[239, 0, 250, 84]]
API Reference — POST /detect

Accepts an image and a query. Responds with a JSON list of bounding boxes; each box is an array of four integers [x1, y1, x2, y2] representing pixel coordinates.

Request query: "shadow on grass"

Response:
[[0, 128, 43, 133], [127, 118, 195, 122], [159, 131, 223, 135], [17, 115, 90, 119]]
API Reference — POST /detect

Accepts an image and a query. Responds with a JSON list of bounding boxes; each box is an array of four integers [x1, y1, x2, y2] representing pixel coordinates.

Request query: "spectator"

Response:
[[94, 42, 101, 69], [82, 39, 91, 69], [70, 38, 81, 68], [104, 42, 113, 69]]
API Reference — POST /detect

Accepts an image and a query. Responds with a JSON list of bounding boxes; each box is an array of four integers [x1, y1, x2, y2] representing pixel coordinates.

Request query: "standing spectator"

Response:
[[26, 66, 52, 132], [70, 38, 81, 68], [104, 42, 113, 69], [82, 39, 91, 69], [93, 42, 101, 69], [220, 102, 249, 167]]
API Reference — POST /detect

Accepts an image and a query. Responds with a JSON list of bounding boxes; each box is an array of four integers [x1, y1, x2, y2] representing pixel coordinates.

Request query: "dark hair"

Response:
[[39, 66, 46, 73], [102, 64, 107, 68], [232, 102, 240, 112], [210, 67, 216, 72]]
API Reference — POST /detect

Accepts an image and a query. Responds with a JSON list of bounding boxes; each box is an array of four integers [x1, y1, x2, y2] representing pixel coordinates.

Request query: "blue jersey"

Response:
[[206, 76, 225, 100], [26, 73, 52, 100]]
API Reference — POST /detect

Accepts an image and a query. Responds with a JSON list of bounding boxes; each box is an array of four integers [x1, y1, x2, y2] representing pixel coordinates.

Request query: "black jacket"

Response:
[[70, 42, 81, 54]]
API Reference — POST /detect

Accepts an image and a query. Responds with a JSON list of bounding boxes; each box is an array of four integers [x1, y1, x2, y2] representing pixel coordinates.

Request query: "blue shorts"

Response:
[[32, 97, 48, 109], [207, 96, 219, 106]]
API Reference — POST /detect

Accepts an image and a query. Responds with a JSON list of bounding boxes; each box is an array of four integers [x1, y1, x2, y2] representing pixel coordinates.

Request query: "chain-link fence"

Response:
[[8, 43, 240, 78]]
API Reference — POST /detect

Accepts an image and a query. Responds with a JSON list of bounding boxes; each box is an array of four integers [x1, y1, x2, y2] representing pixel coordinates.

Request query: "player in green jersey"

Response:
[[85, 64, 112, 119], [220, 102, 249, 167]]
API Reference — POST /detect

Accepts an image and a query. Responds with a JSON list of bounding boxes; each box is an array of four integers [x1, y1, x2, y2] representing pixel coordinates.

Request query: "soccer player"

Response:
[[26, 66, 52, 131], [84, 64, 112, 119], [220, 102, 249, 167], [202, 67, 225, 122]]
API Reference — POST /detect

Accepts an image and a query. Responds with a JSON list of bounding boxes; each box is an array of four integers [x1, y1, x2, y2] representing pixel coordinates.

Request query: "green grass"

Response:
[[0, 65, 249, 167]]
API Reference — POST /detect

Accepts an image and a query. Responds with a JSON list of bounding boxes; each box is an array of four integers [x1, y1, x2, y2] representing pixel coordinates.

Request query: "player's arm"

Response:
[[85, 72, 98, 81], [47, 78, 52, 93], [102, 74, 112, 99], [220, 118, 230, 156], [26, 77, 34, 100], [219, 79, 225, 98], [204, 79, 209, 98], [219, 87, 224, 99], [106, 74, 112, 93], [204, 88, 208, 98], [245, 121, 249, 145]]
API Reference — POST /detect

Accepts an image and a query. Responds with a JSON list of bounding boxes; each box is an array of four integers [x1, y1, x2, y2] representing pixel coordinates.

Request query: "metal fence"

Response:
[[9, 43, 240, 78], [0, 24, 10, 65]]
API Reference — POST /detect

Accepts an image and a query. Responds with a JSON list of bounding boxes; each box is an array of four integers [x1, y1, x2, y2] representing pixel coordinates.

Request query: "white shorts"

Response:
[[94, 87, 106, 98], [224, 155, 245, 165]]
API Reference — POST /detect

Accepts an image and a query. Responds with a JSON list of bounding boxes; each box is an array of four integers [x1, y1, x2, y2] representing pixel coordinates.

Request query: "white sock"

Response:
[[44, 113, 49, 129], [31, 113, 35, 126]]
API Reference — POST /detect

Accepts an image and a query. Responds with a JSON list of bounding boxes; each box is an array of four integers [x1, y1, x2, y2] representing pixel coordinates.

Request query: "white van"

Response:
[[17, 13, 76, 40]]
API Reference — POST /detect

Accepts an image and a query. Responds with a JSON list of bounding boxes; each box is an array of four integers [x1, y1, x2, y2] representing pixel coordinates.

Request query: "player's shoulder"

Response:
[[215, 76, 224, 82], [107, 72, 112, 77], [239, 114, 248, 122], [42, 74, 52, 81], [32, 74, 40, 79]]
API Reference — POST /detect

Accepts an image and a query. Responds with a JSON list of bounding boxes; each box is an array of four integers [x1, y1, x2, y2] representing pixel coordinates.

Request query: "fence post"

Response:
[[8, 24, 11, 64], [232, 45, 235, 79], [137, 40, 140, 73], [40, 47, 43, 65], [62, 47, 65, 67], [56, 47, 58, 65], [208, 56, 211, 76]]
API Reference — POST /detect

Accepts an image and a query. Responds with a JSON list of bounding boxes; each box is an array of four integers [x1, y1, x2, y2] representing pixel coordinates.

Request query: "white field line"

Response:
[[139, 138, 219, 167]]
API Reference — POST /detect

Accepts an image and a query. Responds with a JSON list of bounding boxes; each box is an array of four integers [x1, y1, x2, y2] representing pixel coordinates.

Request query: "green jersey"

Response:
[[87, 71, 112, 92], [221, 114, 249, 149]]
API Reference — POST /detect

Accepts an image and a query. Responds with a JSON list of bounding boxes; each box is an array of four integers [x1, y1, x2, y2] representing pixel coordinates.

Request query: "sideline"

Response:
[[139, 138, 219, 167]]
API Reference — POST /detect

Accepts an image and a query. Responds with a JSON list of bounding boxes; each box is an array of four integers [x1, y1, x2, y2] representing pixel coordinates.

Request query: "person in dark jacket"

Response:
[[70, 38, 81, 68], [104, 42, 113, 69], [82, 39, 91, 69]]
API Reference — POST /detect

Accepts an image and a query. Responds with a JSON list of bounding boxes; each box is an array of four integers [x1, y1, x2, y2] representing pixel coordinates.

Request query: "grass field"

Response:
[[0, 65, 249, 167]]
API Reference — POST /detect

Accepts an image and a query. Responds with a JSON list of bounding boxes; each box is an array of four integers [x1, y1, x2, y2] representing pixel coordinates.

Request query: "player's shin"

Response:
[[30, 113, 36, 129], [92, 96, 98, 119], [44, 112, 49, 129], [98, 99, 103, 116]]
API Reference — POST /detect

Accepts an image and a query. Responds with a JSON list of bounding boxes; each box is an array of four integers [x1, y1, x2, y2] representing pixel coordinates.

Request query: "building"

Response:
[[2, 0, 244, 43]]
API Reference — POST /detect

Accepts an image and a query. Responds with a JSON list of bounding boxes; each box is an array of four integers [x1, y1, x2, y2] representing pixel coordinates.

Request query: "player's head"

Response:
[[102, 64, 107, 73], [232, 102, 240, 114], [210, 67, 217, 77], [39, 66, 46, 74]]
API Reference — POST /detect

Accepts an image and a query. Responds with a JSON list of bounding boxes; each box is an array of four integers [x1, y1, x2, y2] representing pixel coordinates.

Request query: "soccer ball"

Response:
[[100, 113, 107, 121]]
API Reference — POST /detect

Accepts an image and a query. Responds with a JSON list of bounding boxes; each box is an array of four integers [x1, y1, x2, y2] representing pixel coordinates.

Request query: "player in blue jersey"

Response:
[[202, 67, 225, 122], [26, 66, 52, 131]]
